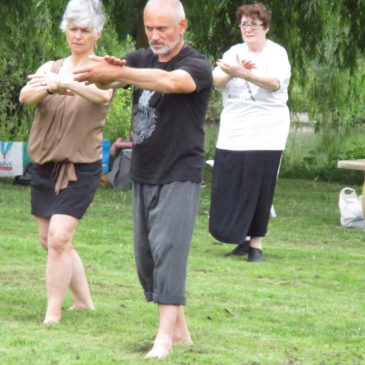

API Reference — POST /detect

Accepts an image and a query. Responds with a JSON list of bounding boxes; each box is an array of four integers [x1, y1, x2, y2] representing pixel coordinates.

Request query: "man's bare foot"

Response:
[[69, 303, 96, 311], [144, 337, 172, 359], [43, 315, 60, 324], [172, 327, 193, 344], [172, 335, 193, 345]]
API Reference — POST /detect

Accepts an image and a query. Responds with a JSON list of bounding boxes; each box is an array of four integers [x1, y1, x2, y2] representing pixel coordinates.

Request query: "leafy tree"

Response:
[[105, 0, 148, 48], [186, 0, 365, 130], [0, 0, 132, 141], [1, 0, 364, 141], [0, 0, 67, 139], [104, 0, 364, 130]]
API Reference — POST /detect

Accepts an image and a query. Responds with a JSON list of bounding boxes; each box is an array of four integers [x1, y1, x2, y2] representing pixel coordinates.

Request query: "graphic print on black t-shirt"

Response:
[[132, 90, 157, 145], [124, 45, 213, 183]]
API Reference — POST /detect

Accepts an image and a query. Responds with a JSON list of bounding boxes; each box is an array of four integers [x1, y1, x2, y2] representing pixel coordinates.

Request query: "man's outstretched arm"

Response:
[[73, 55, 196, 94]]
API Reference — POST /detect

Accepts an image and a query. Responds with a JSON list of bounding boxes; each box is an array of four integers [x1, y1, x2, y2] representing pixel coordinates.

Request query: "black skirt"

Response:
[[209, 149, 282, 244], [31, 160, 101, 220]]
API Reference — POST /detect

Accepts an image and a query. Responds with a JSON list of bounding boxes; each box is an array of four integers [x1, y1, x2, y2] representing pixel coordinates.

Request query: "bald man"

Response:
[[74, 0, 213, 358]]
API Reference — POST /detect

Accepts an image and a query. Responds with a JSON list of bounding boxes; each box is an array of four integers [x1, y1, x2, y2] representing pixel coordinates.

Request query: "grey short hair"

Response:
[[145, 0, 185, 21], [60, 0, 105, 35]]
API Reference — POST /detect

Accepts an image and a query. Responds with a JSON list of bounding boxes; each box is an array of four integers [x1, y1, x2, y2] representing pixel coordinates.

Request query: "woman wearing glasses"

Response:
[[209, 3, 291, 262]]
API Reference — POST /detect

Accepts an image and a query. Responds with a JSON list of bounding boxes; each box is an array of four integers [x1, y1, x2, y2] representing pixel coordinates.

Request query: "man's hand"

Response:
[[73, 55, 126, 86], [104, 55, 126, 67], [216, 54, 256, 79]]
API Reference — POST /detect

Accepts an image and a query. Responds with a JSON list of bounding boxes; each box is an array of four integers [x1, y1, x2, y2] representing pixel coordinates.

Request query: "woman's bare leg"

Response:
[[250, 236, 263, 249], [35, 215, 94, 322], [248, 236, 264, 262], [35, 216, 50, 250], [68, 249, 95, 310], [43, 214, 78, 324]]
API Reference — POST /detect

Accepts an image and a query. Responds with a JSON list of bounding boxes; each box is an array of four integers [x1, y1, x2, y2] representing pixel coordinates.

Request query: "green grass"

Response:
[[1, 175, 365, 365]]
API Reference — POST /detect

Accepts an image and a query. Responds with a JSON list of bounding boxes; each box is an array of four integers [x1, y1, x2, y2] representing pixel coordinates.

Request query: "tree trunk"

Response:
[[135, 0, 148, 49]]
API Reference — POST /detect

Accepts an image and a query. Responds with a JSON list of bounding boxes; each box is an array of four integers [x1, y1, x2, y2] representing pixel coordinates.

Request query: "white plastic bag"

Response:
[[339, 187, 365, 230]]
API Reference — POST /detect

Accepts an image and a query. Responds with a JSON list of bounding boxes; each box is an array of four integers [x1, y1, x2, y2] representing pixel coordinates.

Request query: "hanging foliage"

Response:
[[0, 0, 133, 141], [0, 0, 364, 140], [185, 0, 365, 130]]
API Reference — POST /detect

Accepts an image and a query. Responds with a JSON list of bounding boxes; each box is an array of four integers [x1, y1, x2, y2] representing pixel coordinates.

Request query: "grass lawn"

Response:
[[0, 175, 364, 365]]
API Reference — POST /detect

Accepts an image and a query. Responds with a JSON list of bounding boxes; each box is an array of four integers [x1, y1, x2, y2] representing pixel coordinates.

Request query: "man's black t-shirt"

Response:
[[124, 45, 212, 184]]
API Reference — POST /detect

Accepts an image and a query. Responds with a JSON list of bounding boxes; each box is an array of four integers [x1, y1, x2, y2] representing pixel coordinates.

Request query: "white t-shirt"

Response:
[[214, 40, 291, 151]]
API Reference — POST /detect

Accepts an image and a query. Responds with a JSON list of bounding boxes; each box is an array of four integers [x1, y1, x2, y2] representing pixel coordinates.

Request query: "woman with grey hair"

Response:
[[19, 0, 113, 324]]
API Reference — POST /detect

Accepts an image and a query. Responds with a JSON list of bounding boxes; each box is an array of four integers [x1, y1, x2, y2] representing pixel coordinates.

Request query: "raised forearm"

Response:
[[216, 57, 280, 91], [19, 85, 48, 105], [116, 67, 196, 94], [213, 72, 232, 88], [96, 81, 126, 90], [73, 59, 196, 94], [242, 70, 280, 91], [61, 79, 112, 104]]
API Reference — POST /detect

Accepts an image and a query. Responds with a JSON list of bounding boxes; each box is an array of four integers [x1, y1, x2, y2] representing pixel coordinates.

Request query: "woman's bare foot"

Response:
[[144, 337, 172, 359]]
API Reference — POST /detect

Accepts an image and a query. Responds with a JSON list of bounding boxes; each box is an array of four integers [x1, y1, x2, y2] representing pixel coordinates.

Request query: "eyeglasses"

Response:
[[238, 23, 264, 30]]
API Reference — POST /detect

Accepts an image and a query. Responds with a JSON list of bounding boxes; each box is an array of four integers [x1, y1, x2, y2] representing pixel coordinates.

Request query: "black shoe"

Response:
[[248, 247, 263, 262], [224, 241, 250, 257]]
